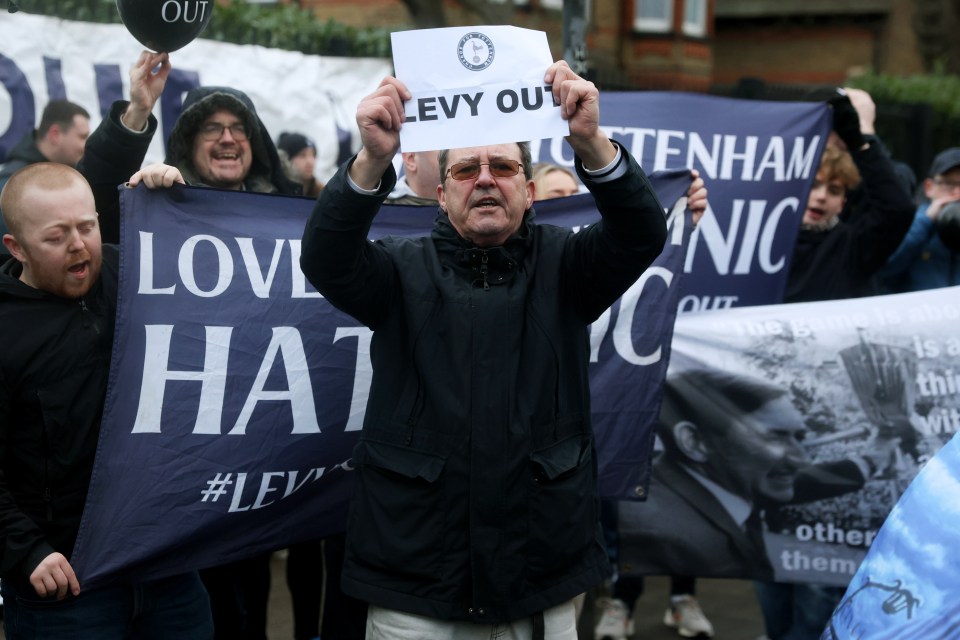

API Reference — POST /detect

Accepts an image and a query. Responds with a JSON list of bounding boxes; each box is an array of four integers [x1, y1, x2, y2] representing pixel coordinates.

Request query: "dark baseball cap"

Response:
[[928, 147, 960, 177], [276, 132, 316, 158]]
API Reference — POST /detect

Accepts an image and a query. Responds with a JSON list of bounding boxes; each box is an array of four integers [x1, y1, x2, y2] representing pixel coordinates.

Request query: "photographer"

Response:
[[882, 147, 960, 292]]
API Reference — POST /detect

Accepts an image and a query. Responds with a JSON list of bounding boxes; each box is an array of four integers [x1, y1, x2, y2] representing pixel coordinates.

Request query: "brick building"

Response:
[[295, 0, 926, 92]]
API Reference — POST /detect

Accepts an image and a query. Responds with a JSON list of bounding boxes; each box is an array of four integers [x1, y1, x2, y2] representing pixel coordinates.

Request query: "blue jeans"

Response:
[[754, 581, 845, 640], [2, 571, 213, 640]]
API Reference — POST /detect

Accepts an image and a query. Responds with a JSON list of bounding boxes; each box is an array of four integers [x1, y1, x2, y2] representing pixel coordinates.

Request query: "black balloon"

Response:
[[937, 201, 960, 253], [116, 0, 212, 53]]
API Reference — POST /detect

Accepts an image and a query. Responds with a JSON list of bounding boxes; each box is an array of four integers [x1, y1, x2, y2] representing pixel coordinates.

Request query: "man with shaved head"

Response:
[[0, 163, 213, 639]]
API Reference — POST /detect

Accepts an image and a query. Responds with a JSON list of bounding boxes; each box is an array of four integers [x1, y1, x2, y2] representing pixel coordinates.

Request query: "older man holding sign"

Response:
[[299, 26, 673, 640]]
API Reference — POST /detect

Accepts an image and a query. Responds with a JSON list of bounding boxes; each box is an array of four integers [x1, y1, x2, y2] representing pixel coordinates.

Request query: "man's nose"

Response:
[[67, 229, 85, 251], [784, 440, 810, 465], [475, 163, 496, 186]]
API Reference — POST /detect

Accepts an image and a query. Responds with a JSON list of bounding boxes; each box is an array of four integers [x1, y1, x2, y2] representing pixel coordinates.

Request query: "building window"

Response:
[[634, 0, 673, 33], [682, 0, 706, 37]]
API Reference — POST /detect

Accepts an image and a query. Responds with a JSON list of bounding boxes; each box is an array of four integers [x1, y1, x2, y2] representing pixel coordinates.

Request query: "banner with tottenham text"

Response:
[[70, 170, 695, 589], [531, 93, 831, 308], [617, 287, 960, 585]]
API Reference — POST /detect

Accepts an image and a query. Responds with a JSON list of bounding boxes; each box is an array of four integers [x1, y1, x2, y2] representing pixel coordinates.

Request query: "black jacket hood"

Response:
[[0, 255, 40, 300], [164, 86, 300, 195]]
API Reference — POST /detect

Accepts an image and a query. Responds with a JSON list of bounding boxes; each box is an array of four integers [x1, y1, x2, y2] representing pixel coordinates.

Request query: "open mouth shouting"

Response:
[[67, 259, 90, 280], [472, 194, 503, 211]]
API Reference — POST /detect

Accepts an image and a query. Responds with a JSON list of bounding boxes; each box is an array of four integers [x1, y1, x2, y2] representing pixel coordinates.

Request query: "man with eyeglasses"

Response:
[[881, 147, 960, 292], [76, 50, 299, 640], [298, 60, 669, 639], [79, 51, 300, 245]]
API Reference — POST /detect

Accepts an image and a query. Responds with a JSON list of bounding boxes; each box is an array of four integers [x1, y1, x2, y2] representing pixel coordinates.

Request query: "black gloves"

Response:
[[829, 93, 866, 151]]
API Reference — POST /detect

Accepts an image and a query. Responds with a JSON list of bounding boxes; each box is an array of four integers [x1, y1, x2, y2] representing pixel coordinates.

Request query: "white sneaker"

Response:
[[663, 594, 715, 638], [594, 597, 634, 640]]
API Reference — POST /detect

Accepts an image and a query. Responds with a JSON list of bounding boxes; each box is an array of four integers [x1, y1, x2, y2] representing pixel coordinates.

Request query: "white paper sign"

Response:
[[391, 26, 569, 152]]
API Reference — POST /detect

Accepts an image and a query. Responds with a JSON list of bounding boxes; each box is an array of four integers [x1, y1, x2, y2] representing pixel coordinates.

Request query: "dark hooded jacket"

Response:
[[0, 246, 119, 594], [79, 86, 300, 244], [300, 143, 667, 624]]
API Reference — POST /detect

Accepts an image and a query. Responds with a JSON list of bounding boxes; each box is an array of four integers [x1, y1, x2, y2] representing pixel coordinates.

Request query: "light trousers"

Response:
[[366, 599, 578, 640]]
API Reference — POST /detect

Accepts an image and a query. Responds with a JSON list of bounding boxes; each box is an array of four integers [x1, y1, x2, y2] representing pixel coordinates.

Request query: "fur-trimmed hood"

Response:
[[164, 86, 301, 195]]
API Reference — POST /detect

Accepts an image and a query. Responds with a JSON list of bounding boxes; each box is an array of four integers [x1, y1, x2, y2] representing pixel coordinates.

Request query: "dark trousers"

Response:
[[285, 534, 367, 640], [200, 554, 271, 640], [2, 571, 213, 640]]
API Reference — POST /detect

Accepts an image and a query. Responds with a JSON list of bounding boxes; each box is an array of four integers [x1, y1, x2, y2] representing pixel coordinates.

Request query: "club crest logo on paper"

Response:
[[458, 32, 495, 71]]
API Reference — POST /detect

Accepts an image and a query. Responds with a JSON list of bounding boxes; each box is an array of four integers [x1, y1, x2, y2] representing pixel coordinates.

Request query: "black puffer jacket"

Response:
[[300, 144, 666, 624], [79, 86, 300, 243], [0, 246, 119, 593]]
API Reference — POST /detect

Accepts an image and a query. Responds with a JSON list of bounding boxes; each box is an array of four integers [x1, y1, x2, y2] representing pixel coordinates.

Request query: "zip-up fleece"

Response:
[[300, 144, 667, 624], [0, 246, 118, 593]]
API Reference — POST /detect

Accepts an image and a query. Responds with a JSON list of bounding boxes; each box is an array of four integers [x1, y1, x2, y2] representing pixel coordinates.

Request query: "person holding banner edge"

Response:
[[0, 163, 214, 639], [298, 59, 668, 638], [783, 88, 914, 303], [78, 49, 305, 640]]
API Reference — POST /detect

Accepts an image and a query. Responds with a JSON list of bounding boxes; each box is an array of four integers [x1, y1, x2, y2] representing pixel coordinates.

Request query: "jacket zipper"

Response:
[[479, 251, 490, 291], [79, 297, 101, 336]]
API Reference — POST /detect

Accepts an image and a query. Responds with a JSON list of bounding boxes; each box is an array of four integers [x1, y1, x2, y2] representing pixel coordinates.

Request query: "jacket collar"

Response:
[[431, 208, 536, 289]]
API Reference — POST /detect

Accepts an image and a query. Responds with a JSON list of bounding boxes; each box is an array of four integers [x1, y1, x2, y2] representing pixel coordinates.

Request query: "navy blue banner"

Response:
[[70, 170, 694, 589], [533, 92, 831, 308]]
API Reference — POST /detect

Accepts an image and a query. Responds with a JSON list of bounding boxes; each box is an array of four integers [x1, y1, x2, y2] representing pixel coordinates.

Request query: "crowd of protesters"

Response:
[[0, 41, 955, 640]]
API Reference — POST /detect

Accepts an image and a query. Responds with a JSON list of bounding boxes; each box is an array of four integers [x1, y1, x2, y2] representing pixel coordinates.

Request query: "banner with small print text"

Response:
[[617, 288, 960, 585]]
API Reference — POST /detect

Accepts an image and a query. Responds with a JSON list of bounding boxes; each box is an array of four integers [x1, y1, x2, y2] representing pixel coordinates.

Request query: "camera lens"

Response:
[[937, 201, 960, 252]]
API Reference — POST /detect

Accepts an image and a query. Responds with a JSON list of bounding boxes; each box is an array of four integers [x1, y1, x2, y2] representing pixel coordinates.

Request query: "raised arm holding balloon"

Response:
[[77, 49, 171, 244], [120, 51, 171, 133]]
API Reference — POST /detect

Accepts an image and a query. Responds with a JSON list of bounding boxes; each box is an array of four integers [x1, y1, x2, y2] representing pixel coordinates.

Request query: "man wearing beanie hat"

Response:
[[79, 51, 301, 245], [76, 49, 297, 640], [277, 131, 323, 197], [882, 147, 960, 291]]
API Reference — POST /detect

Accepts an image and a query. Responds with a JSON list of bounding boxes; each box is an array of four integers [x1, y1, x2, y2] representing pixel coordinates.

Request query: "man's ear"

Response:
[[2, 233, 26, 263], [672, 420, 710, 464], [46, 123, 63, 145]]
